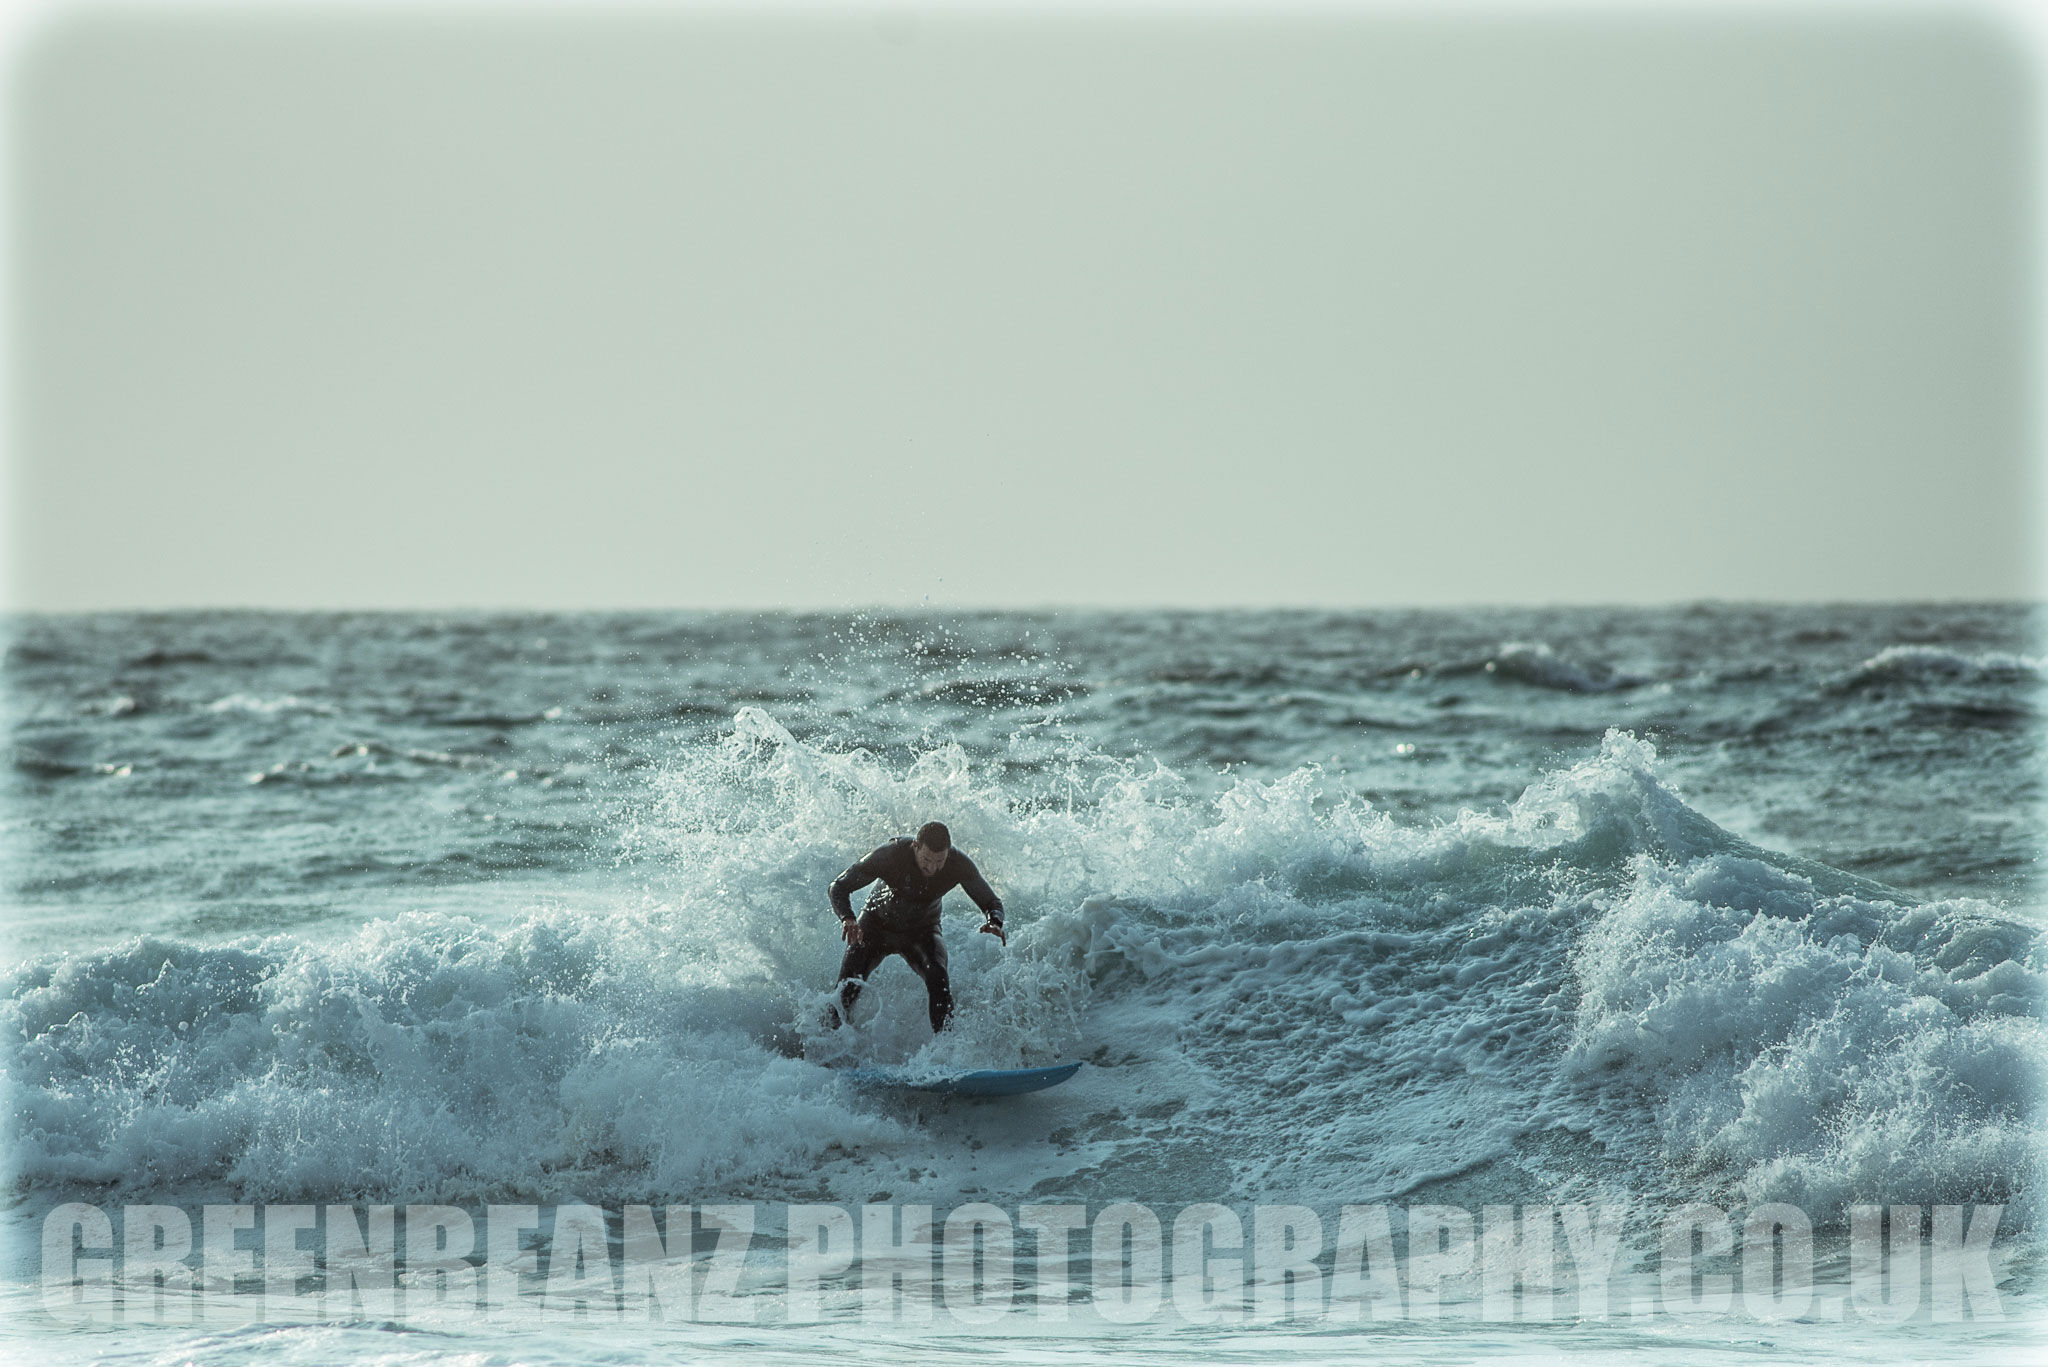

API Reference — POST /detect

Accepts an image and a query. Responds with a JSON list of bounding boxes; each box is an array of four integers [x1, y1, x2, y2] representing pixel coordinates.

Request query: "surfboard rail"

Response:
[[839, 1061, 1083, 1096]]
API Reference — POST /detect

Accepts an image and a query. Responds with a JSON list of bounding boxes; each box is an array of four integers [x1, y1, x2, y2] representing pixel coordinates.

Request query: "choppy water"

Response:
[[3, 606, 2043, 1363]]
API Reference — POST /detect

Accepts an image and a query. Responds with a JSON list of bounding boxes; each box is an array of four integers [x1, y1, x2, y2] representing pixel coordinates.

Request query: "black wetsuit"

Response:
[[827, 838, 1004, 1033]]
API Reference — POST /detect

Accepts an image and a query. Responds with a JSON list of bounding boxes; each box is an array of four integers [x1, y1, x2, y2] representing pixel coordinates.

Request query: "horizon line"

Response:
[[3, 596, 2041, 617]]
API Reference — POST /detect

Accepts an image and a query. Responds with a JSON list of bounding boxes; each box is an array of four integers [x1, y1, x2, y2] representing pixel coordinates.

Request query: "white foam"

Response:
[[2, 913, 911, 1203], [1567, 855, 2046, 1222], [1845, 645, 2045, 685], [205, 694, 334, 714], [5, 714, 2039, 1225]]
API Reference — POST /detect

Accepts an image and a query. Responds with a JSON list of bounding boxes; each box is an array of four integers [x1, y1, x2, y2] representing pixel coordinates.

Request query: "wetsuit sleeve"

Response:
[[954, 854, 1004, 925], [828, 844, 893, 921]]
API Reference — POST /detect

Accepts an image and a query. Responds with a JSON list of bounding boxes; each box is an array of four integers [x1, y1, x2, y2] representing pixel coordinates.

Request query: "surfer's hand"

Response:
[[980, 917, 1006, 946], [841, 918, 863, 947]]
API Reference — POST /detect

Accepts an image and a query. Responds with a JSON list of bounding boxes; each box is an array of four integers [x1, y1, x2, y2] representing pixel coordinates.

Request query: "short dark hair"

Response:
[[915, 821, 951, 851]]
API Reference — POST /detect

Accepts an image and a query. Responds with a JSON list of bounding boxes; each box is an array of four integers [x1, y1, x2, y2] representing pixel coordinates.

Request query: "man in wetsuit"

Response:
[[825, 821, 1006, 1033]]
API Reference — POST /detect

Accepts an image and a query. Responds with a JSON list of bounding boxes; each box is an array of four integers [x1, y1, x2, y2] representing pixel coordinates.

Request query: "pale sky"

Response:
[[4, 2, 2039, 610]]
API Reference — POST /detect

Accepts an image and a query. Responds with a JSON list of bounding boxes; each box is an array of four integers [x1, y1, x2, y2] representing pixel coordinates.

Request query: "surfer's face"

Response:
[[912, 841, 947, 877]]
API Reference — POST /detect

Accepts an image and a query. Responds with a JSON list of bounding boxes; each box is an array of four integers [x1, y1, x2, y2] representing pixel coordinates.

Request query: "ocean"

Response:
[[2, 605, 2041, 1364]]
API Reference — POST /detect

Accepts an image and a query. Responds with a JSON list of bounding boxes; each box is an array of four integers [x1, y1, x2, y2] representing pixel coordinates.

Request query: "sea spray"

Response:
[[9, 714, 2039, 1231]]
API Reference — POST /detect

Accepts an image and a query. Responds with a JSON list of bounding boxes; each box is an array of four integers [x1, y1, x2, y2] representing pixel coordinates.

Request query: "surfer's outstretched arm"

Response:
[[955, 854, 1007, 946]]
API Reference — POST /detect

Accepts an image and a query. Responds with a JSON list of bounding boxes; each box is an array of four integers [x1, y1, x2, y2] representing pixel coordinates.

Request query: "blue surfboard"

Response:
[[841, 1061, 1082, 1096]]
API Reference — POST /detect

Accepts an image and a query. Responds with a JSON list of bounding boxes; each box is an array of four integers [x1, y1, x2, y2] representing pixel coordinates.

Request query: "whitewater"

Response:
[[2, 606, 2041, 1363]]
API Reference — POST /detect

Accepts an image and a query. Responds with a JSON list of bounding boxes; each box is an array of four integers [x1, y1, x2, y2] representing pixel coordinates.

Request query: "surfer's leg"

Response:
[[830, 931, 888, 1028], [899, 932, 953, 1034]]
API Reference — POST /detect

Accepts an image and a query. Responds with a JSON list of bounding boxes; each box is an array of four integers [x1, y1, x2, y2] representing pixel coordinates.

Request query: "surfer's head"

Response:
[[912, 822, 951, 875]]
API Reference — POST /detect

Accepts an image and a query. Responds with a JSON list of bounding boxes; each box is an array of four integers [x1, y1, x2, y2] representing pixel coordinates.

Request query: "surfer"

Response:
[[825, 821, 1005, 1033]]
